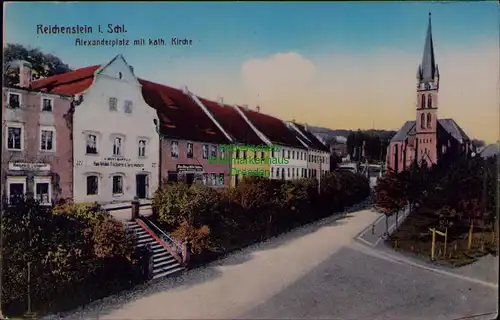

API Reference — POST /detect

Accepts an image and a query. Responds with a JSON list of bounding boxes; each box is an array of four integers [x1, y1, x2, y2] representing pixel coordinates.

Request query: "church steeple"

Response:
[[417, 12, 438, 83]]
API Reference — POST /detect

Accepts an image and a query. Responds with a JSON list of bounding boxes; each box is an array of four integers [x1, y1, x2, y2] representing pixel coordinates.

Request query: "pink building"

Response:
[[2, 61, 74, 205], [140, 80, 232, 187], [387, 13, 471, 173]]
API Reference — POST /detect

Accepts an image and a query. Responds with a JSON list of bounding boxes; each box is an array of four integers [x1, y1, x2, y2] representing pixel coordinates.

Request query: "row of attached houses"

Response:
[[2, 55, 330, 206]]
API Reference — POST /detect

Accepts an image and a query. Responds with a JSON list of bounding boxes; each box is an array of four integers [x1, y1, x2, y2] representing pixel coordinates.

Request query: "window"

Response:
[[187, 143, 193, 158], [167, 171, 178, 182], [271, 168, 274, 178], [254, 151, 258, 159], [426, 113, 432, 128], [210, 173, 217, 186], [7, 177, 26, 205], [124, 100, 133, 114], [218, 174, 224, 186], [292, 151, 295, 159], [243, 151, 247, 159], [86, 175, 99, 195], [171, 141, 179, 158], [113, 137, 123, 156], [112, 175, 123, 195], [7, 124, 23, 150], [109, 97, 118, 111], [235, 149, 240, 159], [34, 177, 51, 205], [420, 113, 425, 129], [261, 151, 265, 159], [211, 145, 217, 158], [287, 150, 290, 158], [427, 94, 432, 108], [272, 150, 275, 158], [40, 127, 55, 151], [421, 94, 425, 109], [86, 134, 98, 154], [118, 72, 123, 79], [138, 139, 147, 157], [292, 168, 295, 178], [7, 92, 20, 108], [202, 145, 209, 159], [41, 97, 53, 112], [287, 168, 290, 178]]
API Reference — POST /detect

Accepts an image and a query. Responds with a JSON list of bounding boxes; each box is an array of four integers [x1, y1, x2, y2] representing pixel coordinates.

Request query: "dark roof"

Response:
[[480, 143, 499, 159], [391, 121, 416, 142], [391, 119, 470, 143], [197, 98, 265, 146], [418, 13, 439, 83], [292, 122, 330, 152], [139, 80, 230, 144], [238, 107, 306, 149]]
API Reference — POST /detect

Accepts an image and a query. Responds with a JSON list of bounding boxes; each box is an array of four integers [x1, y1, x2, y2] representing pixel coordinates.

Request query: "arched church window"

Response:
[[426, 113, 432, 128], [421, 94, 425, 109], [420, 113, 425, 129], [427, 94, 432, 108]]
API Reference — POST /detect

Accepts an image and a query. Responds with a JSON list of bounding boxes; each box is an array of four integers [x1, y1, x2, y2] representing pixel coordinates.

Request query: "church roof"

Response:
[[479, 143, 499, 159], [390, 119, 470, 143]]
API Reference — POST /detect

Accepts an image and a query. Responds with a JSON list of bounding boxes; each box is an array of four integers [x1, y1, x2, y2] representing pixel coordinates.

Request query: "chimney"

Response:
[[19, 60, 33, 88], [218, 96, 224, 106], [182, 85, 189, 95], [305, 123, 308, 131], [256, 105, 260, 113], [243, 104, 249, 110]]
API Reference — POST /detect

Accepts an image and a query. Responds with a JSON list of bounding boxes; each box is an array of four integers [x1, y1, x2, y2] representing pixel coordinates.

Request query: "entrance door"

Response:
[[136, 174, 148, 199], [186, 173, 195, 186]]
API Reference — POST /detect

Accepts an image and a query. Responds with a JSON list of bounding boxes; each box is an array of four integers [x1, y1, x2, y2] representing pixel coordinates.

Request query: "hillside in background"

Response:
[[309, 126, 397, 145]]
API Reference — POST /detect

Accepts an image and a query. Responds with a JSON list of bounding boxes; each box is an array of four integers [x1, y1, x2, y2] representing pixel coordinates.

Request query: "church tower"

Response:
[[415, 13, 439, 166]]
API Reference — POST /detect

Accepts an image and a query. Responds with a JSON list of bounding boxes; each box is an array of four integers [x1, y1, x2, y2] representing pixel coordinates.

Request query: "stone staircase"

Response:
[[125, 220, 185, 280]]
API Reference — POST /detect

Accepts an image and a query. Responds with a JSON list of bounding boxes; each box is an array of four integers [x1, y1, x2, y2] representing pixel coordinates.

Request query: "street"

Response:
[[46, 208, 497, 320]]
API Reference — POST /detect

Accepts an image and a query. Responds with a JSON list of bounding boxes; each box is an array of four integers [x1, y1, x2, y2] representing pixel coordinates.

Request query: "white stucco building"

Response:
[[34, 55, 160, 204]]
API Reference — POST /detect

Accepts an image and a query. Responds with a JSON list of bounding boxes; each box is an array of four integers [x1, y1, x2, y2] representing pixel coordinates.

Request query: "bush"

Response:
[[1, 200, 137, 317], [152, 173, 369, 260]]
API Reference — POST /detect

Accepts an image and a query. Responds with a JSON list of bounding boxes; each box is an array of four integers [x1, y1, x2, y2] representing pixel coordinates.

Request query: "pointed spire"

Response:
[[419, 12, 437, 83]]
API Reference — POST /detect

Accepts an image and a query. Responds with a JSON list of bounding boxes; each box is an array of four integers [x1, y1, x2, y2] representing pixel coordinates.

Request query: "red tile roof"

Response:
[[237, 107, 305, 149], [197, 97, 265, 146], [139, 80, 230, 144], [31, 65, 99, 95], [292, 122, 330, 152], [30, 65, 230, 144]]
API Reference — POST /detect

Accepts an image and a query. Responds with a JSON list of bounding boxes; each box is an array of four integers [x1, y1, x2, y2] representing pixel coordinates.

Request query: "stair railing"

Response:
[[140, 216, 183, 255]]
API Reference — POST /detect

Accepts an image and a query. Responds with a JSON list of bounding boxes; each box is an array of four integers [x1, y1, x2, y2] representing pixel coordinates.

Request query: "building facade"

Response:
[[2, 61, 74, 205], [387, 14, 471, 173], [288, 122, 331, 178], [195, 98, 271, 187], [32, 55, 160, 204], [237, 106, 308, 181], [140, 80, 232, 187]]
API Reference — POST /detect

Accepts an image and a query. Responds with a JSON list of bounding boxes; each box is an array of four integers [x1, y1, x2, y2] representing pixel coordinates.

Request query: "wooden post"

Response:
[[468, 219, 474, 250], [430, 228, 436, 261], [443, 228, 448, 258]]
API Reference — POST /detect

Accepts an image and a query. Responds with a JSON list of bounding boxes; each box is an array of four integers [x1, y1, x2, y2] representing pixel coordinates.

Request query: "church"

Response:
[[386, 13, 472, 173]]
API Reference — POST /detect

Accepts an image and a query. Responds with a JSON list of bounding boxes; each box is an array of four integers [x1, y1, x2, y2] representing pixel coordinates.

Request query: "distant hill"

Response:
[[309, 126, 397, 144]]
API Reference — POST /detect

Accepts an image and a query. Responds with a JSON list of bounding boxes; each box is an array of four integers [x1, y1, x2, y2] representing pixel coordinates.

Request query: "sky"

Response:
[[4, 1, 499, 143]]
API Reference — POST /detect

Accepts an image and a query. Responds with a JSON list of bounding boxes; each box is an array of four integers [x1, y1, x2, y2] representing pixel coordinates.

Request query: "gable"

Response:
[[95, 54, 139, 86]]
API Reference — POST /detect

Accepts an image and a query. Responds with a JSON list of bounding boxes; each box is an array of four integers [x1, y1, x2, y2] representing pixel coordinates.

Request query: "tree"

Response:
[[375, 170, 406, 234], [3, 43, 71, 86], [471, 139, 486, 151], [329, 153, 342, 171]]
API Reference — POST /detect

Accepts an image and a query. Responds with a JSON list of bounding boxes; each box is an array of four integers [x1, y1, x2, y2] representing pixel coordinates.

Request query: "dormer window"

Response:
[[118, 72, 123, 79], [7, 92, 20, 109], [41, 97, 53, 112], [109, 97, 118, 111], [124, 100, 133, 114]]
